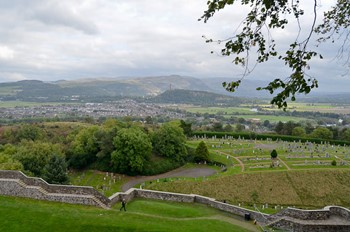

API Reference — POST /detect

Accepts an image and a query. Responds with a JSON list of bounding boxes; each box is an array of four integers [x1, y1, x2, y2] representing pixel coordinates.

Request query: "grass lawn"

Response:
[[0, 196, 258, 232], [69, 170, 130, 197]]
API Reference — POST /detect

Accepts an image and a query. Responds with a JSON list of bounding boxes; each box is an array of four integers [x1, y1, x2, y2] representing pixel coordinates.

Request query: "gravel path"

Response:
[[121, 166, 217, 192]]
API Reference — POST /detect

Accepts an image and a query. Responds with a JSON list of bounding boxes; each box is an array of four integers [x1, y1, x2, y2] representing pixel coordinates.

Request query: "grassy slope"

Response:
[[0, 196, 257, 232], [148, 169, 350, 208]]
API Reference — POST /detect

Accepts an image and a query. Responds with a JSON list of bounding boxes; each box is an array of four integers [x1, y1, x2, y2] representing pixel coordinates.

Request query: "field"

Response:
[[0, 195, 258, 232], [0, 101, 66, 108], [183, 106, 313, 123]]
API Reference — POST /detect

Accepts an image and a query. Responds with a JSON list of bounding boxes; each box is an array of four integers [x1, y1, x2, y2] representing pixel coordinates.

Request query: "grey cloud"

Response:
[[25, 1, 98, 35]]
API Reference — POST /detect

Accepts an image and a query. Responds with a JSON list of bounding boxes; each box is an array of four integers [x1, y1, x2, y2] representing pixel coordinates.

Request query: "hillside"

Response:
[[148, 89, 246, 106], [148, 169, 350, 208], [0, 75, 214, 102]]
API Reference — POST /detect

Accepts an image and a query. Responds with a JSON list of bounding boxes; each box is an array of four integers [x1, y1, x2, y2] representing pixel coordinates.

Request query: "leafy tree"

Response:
[[211, 122, 224, 132], [68, 126, 99, 169], [0, 150, 23, 171], [342, 129, 350, 142], [235, 123, 245, 132], [180, 120, 193, 137], [194, 141, 210, 163], [145, 116, 153, 125], [292, 126, 306, 137], [263, 120, 271, 128], [201, 0, 350, 108], [152, 123, 188, 162], [275, 121, 284, 134], [42, 154, 69, 184], [111, 127, 152, 175], [3, 124, 46, 144], [270, 149, 278, 159], [310, 127, 333, 140], [331, 160, 337, 166], [14, 141, 63, 176], [224, 124, 233, 132]]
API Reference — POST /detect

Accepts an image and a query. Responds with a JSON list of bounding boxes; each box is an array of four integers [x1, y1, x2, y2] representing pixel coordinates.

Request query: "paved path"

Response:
[[215, 150, 245, 172], [277, 157, 291, 170], [121, 166, 217, 192]]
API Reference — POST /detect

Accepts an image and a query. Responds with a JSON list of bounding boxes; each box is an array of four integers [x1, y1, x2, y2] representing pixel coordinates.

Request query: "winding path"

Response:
[[215, 150, 245, 172], [127, 212, 259, 232], [121, 166, 217, 192]]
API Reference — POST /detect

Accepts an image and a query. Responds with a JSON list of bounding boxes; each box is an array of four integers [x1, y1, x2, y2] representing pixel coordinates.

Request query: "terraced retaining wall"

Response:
[[0, 170, 109, 208], [1, 170, 349, 231]]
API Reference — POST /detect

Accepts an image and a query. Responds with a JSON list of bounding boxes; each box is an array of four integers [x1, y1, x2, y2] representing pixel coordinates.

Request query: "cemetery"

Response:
[[189, 135, 350, 173]]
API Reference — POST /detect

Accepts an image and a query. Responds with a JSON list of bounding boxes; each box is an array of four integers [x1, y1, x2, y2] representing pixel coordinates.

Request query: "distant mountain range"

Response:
[[0, 75, 349, 103], [0, 75, 272, 101]]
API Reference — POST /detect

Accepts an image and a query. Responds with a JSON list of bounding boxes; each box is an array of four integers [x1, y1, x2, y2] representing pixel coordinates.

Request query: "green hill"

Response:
[[0, 76, 215, 102], [149, 89, 246, 106], [0, 196, 256, 232]]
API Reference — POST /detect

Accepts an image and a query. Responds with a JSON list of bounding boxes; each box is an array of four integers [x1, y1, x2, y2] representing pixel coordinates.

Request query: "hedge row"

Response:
[[192, 131, 350, 146]]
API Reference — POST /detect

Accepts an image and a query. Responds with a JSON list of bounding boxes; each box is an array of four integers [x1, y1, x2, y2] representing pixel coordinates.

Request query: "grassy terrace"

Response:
[[0, 195, 258, 232]]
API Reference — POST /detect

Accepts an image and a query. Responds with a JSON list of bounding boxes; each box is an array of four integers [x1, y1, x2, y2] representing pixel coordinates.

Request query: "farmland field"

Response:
[[182, 106, 313, 122]]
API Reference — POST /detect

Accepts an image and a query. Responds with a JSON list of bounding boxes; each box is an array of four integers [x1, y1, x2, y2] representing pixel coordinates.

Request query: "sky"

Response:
[[0, 0, 348, 92]]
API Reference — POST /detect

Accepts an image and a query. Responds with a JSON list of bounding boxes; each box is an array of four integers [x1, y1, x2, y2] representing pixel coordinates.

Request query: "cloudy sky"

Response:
[[0, 0, 348, 91]]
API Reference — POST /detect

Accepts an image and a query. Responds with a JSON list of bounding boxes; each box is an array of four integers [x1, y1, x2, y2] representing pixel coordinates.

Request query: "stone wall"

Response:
[[273, 207, 330, 220], [269, 217, 350, 232], [0, 170, 109, 208], [326, 206, 350, 221], [109, 188, 270, 223], [1, 170, 349, 231], [0, 179, 105, 208]]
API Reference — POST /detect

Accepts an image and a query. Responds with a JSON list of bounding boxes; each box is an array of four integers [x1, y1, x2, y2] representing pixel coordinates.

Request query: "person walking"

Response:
[[120, 199, 126, 211]]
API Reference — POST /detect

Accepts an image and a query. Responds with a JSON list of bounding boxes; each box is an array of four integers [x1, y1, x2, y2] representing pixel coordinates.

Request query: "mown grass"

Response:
[[69, 170, 129, 197], [0, 196, 257, 232]]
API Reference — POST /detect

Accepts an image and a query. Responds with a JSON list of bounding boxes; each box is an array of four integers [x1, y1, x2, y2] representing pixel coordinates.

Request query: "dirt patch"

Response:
[[122, 166, 216, 192]]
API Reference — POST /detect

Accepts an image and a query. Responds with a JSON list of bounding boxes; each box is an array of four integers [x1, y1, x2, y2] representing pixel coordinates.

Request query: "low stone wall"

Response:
[[273, 207, 330, 220], [0, 179, 103, 208], [326, 206, 350, 221], [1, 170, 349, 232], [109, 188, 270, 222], [0, 170, 110, 207], [269, 217, 350, 232]]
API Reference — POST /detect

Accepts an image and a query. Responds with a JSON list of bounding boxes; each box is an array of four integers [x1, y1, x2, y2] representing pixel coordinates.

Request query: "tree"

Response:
[[111, 127, 152, 175], [310, 127, 333, 140], [212, 122, 224, 132], [275, 121, 284, 134], [263, 120, 271, 128], [180, 120, 193, 137], [292, 126, 306, 137], [14, 141, 63, 176], [201, 0, 350, 108], [270, 149, 278, 159], [224, 124, 233, 132], [194, 141, 210, 163], [14, 124, 46, 143], [342, 129, 350, 142], [152, 123, 188, 162], [42, 154, 69, 184], [68, 126, 99, 169], [235, 123, 245, 132]]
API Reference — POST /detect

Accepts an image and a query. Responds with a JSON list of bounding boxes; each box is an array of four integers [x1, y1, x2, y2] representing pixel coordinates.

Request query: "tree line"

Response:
[[0, 119, 210, 184]]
